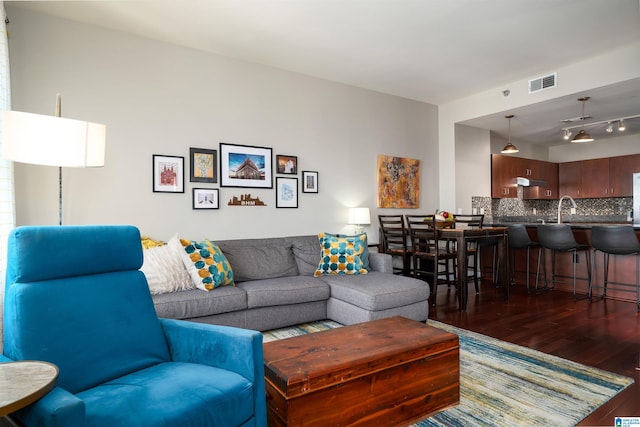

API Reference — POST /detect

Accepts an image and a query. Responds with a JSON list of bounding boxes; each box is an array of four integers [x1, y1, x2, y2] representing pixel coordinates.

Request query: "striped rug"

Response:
[[262, 319, 634, 427]]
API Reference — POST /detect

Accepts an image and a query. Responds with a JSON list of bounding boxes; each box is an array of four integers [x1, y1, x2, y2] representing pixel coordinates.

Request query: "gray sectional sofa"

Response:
[[151, 234, 430, 331]]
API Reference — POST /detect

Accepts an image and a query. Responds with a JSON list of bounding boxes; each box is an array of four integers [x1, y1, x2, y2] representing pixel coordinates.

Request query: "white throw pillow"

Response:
[[140, 235, 194, 295]]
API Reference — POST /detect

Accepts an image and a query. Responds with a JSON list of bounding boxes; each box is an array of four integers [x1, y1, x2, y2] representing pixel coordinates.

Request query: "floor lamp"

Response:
[[2, 95, 106, 225]]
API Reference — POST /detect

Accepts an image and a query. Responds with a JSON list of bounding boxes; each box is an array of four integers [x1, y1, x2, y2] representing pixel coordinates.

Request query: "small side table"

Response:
[[0, 360, 58, 424]]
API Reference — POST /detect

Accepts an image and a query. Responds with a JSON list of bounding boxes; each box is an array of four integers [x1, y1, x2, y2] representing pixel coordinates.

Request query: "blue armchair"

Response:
[[2, 225, 266, 427]]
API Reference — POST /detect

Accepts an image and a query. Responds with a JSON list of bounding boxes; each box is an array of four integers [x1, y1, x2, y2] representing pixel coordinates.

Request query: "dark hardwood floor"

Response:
[[428, 280, 640, 426]]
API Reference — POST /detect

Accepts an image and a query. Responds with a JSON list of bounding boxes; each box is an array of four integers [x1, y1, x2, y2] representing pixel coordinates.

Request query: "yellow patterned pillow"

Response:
[[141, 236, 165, 249], [178, 238, 235, 291], [314, 232, 368, 276]]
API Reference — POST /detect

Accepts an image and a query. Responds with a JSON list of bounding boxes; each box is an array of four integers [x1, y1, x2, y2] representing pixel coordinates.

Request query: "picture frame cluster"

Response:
[[152, 143, 318, 210]]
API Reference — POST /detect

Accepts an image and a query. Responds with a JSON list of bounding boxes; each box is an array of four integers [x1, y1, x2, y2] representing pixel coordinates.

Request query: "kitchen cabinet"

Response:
[[491, 154, 517, 198], [558, 154, 640, 199], [558, 161, 582, 198], [609, 154, 640, 197], [491, 154, 558, 199], [580, 158, 610, 198], [523, 160, 558, 199]]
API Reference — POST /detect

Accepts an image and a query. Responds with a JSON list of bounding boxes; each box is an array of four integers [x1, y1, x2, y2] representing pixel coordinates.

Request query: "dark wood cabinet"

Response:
[[558, 154, 640, 199], [493, 154, 640, 200], [580, 158, 610, 198], [609, 154, 640, 197], [524, 160, 558, 199], [558, 161, 582, 198], [491, 154, 517, 198], [491, 154, 558, 199]]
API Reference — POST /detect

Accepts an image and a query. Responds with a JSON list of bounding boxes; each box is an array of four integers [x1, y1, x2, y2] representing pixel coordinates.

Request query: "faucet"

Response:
[[557, 195, 577, 224]]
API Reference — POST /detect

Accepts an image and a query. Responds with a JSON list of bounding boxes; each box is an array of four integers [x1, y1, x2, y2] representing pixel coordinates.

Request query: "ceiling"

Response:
[[7, 0, 640, 147]]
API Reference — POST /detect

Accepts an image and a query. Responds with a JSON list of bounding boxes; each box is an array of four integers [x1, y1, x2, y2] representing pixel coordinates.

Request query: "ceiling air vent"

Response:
[[528, 72, 557, 94]]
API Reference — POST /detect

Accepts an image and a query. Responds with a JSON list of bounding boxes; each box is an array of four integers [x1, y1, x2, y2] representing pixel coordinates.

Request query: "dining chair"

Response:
[[405, 215, 458, 305], [378, 214, 412, 275], [452, 214, 494, 293]]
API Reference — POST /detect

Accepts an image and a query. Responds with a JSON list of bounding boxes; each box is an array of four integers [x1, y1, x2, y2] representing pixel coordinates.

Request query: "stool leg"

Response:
[[603, 253, 609, 297], [636, 254, 640, 313]]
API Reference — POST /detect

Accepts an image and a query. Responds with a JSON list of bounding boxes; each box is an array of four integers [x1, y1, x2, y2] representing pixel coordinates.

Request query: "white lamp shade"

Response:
[[2, 110, 106, 167], [348, 207, 371, 225]]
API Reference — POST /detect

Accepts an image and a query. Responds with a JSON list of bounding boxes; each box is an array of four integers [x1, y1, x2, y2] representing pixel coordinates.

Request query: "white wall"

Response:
[[454, 124, 490, 213], [549, 133, 640, 163], [6, 7, 439, 242], [440, 42, 640, 210]]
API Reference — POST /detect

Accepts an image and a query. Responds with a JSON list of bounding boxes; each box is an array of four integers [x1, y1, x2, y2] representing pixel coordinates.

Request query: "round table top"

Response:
[[0, 361, 59, 417]]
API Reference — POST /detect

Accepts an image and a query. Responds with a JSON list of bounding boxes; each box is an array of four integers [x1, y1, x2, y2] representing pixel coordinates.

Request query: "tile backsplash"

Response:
[[471, 194, 632, 218]]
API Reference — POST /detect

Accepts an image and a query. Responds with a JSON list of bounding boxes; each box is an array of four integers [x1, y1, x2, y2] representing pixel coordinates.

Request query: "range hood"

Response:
[[516, 177, 548, 187]]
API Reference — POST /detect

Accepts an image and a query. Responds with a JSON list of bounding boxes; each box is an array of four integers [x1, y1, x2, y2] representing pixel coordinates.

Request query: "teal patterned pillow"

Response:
[[314, 232, 368, 276], [332, 232, 370, 270], [178, 238, 235, 291]]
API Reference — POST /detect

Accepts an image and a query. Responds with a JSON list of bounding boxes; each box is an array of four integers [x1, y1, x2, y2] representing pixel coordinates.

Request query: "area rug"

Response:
[[262, 319, 634, 427]]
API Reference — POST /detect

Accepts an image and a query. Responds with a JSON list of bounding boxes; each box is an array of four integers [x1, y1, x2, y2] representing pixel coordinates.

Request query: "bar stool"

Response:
[[590, 225, 640, 312], [507, 224, 546, 293], [537, 224, 591, 300]]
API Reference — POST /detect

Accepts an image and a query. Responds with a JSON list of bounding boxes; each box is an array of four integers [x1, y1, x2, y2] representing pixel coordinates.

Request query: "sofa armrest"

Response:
[[369, 252, 393, 273], [160, 318, 263, 380], [15, 387, 85, 427], [159, 318, 267, 427]]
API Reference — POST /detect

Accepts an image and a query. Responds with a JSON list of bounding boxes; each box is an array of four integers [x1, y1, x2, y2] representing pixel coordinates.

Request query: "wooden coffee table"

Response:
[[263, 316, 459, 426]]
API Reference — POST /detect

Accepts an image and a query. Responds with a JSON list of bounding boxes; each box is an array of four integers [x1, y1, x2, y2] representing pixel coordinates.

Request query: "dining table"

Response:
[[439, 226, 509, 311]]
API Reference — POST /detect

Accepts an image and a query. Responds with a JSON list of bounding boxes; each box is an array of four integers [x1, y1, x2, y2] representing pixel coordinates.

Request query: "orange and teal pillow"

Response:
[[314, 232, 368, 276], [178, 238, 235, 290]]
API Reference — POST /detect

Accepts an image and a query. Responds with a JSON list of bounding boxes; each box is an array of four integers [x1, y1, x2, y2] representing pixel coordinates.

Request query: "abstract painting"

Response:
[[377, 155, 420, 208]]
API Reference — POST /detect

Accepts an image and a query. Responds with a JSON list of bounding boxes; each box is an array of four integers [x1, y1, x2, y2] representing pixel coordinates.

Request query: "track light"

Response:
[[561, 113, 639, 141]]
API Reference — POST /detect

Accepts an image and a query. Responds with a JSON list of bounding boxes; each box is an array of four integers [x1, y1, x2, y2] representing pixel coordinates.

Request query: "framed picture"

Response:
[[192, 188, 219, 209], [153, 154, 184, 193], [220, 143, 273, 188], [302, 171, 318, 193], [276, 154, 298, 174], [189, 147, 217, 183], [276, 177, 298, 208]]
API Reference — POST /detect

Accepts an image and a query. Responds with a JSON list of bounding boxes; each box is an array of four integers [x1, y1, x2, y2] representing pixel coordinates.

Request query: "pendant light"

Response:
[[571, 97, 594, 143], [501, 114, 519, 154]]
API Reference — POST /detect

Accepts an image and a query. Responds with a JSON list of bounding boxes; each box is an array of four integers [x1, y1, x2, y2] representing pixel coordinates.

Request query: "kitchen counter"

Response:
[[489, 215, 634, 228]]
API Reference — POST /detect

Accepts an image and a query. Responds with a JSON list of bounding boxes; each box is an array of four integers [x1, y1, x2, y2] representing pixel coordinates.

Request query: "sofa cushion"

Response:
[[77, 361, 255, 427], [314, 232, 368, 276], [320, 272, 429, 311], [289, 235, 322, 276], [178, 238, 235, 290], [216, 237, 298, 282], [152, 287, 247, 319], [141, 236, 194, 295], [238, 276, 330, 309]]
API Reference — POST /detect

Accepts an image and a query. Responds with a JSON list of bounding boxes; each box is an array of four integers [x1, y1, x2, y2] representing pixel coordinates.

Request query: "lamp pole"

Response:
[[55, 94, 62, 226]]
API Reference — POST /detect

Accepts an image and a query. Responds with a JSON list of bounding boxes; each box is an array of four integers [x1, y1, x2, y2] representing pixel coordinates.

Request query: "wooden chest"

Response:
[[263, 316, 459, 426]]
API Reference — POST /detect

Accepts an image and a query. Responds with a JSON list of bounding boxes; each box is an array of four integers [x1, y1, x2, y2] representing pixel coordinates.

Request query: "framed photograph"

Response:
[[276, 154, 298, 174], [153, 155, 184, 193], [276, 177, 298, 208], [192, 188, 219, 209], [189, 147, 217, 183], [220, 143, 273, 188], [302, 171, 319, 193]]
